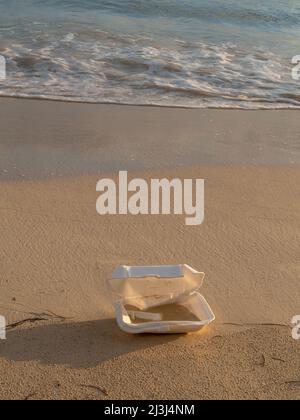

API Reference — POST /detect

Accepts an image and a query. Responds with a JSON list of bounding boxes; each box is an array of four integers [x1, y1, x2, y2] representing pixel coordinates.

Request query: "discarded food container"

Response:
[[109, 265, 215, 334]]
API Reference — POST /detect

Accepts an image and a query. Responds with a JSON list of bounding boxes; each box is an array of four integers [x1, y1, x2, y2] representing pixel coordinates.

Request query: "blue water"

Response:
[[0, 0, 300, 108]]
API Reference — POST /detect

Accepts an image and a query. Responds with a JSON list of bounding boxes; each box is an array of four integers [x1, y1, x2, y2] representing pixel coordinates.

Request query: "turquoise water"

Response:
[[0, 0, 300, 107]]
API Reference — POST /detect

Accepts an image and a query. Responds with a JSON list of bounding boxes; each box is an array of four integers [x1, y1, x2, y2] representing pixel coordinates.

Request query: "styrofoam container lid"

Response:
[[109, 264, 205, 310]]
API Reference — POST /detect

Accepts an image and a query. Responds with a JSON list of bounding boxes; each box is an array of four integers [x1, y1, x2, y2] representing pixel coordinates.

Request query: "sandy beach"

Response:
[[1, 98, 300, 181], [0, 99, 299, 400]]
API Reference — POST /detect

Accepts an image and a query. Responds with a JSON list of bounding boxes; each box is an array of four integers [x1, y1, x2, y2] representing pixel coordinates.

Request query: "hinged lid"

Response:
[[109, 264, 205, 310]]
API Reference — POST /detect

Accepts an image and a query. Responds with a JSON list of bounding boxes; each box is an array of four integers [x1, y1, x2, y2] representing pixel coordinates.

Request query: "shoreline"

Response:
[[1, 95, 300, 111]]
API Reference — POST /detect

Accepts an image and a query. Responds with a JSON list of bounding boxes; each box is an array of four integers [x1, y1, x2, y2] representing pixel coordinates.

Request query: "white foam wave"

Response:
[[0, 30, 299, 109]]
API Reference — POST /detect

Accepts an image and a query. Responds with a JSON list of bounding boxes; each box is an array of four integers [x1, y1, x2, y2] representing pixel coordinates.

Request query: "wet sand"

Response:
[[0, 98, 299, 181]]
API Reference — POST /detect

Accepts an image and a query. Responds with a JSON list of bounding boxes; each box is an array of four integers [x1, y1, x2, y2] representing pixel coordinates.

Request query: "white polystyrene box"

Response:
[[109, 264, 215, 334]]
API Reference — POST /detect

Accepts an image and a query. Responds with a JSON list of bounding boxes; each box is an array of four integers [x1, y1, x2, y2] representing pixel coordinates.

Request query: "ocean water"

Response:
[[0, 0, 300, 108]]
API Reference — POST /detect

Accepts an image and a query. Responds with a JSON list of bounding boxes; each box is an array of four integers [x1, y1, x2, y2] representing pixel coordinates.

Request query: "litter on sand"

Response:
[[108, 264, 215, 334]]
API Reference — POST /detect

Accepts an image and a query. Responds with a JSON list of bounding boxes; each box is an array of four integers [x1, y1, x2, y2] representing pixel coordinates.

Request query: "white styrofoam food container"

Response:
[[109, 265, 215, 334]]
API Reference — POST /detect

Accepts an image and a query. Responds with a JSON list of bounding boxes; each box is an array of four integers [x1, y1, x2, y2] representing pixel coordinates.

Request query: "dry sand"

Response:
[[0, 99, 299, 400]]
